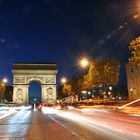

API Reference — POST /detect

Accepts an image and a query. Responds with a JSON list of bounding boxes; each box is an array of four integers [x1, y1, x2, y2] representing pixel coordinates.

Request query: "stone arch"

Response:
[[26, 76, 44, 85], [28, 79, 42, 85], [12, 63, 57, 105]]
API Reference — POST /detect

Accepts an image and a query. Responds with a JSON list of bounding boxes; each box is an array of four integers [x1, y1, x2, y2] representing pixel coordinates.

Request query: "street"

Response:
[[0, 107, 140, 140]]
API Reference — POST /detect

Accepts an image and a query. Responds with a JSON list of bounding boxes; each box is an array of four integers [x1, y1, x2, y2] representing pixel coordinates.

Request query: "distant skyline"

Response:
[[0, 0, 140, 86]]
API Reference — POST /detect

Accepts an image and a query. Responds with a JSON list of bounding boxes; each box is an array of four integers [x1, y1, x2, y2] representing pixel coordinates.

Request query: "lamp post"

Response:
[[80, 57, 90, 100], [61, 77, 67, 84], [109, 86, 112, 91], [108, 86, 112, 99], [60, 77, 67, 101], [0, 78, 8, 100], [80, 58, 89, 68], [130, 88, 133, 100], [2, 78, 8, 84]]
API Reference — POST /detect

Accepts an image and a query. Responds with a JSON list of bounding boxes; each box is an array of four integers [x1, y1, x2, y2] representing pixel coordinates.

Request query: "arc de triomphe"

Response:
[[12, 63, 57, 104]]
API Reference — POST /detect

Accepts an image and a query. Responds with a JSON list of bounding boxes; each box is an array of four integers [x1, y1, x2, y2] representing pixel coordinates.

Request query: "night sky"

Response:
[[0, 0, 140, 86]]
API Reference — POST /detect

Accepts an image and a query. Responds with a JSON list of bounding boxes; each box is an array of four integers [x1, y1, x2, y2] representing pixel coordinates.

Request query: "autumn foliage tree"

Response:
[[57, 75, 84, 98], [0, 82, 6, 99], [96, 58, 120, 86], [62, 83, 73, 96], [57, 82, 73, 99], [82, 61, 98, 90], [83, 58, 120, 90], [57, 58, 120, 98], [71, 75, 84, 94], [129, 36, 140, 64]]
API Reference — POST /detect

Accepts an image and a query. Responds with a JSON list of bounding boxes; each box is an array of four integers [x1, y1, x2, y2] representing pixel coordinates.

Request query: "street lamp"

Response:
[[2, 78, 8, 84], [0, 78, 8, 101], [61, 77, 67, 84], [108, 86, 112, 99], [130, 88, 133, 100], [109, 86, 112, 91], [108, 91, 111, 95], [88, 91, 91, 95], [80, 58, 89, 68]]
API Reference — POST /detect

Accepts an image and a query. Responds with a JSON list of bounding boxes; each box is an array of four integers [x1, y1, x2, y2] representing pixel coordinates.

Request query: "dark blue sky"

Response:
[[0, 0, 140, 86]]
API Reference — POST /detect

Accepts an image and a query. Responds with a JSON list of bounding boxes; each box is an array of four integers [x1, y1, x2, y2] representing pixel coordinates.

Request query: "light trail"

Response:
[[56, 111, 124, 140], [41, 106, 59, 114], [54, 110, 140, 140], [0, 106, 32, 120], [118, 98, 140, 109]]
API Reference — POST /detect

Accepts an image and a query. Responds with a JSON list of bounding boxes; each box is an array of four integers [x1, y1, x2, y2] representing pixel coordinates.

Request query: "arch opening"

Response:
[[28, 81, 41, 104]]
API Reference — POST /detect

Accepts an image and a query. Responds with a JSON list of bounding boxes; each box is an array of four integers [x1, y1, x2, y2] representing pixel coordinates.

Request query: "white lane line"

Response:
[[48, 115, 80, 137]]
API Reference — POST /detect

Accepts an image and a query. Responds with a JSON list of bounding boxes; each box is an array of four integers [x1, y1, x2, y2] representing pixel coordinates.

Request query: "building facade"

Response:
[[126, 63, 140, 99]]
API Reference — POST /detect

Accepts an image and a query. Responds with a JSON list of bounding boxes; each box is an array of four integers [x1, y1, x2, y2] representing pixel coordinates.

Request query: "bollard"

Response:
[[33, 103, 37, 111]]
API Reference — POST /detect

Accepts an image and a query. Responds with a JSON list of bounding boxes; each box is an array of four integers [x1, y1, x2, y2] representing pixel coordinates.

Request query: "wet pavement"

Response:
[[0, 108, 111, 140], [0, 107, 140, 140]]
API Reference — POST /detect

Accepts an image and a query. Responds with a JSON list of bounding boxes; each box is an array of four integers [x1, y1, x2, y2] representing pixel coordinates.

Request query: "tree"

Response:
[[0, 82, 6, 100], [63, 83, 72, 96], [57, 83, 73, 98], [129, 36, 140, 64], [83, 58, 120, 90], [82, 61, 99, 91], [5, 86, 13, 101], [57, 85, 64, 99], [100, 58, 120, 86], [71, 75, 84, 94]]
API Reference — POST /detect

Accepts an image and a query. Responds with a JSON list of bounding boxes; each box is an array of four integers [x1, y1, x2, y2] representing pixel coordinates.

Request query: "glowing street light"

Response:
[[108, 91, 111, 95], [109, 86, 112, 91], [0, 78, 8, 100], [61, 77, 67, 84], [80, 58, 89, 68], [88, 91, 91, 95], [130, 88, 133, 100], [108, 86, 112, 99], [2, 78, 8, 84]]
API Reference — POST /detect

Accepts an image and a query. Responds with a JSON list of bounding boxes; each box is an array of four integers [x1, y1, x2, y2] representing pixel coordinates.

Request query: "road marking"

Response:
[[48, 115, 80, 137]]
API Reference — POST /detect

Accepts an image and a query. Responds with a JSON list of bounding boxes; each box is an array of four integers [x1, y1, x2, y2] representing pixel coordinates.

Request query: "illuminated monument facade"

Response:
[[126, 36, 140, 100], [12, 63, 57, 104], [126, 63, 140, 100]]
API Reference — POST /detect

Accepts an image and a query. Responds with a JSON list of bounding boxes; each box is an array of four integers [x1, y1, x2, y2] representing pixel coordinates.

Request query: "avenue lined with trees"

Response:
[[58, 58, 120, 100], [58, 35, 140, 101]]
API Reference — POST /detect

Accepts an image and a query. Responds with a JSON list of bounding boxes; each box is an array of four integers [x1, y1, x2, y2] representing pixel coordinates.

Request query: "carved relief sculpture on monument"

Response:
[[15, 77, 25, 84], [46, 87, 54, 101], [16, 88, 23, 102], [45, 77, 55, 84]]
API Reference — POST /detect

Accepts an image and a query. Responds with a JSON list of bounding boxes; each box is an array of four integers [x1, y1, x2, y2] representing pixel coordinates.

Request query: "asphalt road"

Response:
[[0, 107, 140, 140]]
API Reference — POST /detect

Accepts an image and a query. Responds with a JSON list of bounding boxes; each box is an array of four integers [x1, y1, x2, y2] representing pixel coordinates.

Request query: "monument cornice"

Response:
[[12, 70, 58, 75], [13, 63, 57, 70]]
